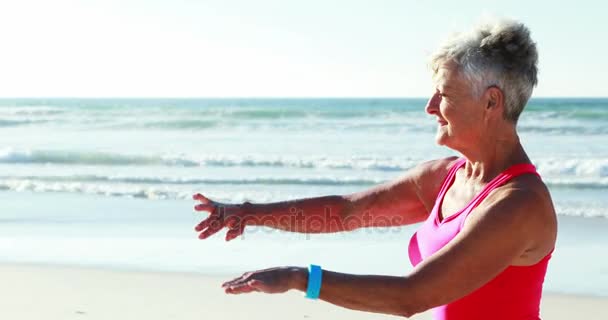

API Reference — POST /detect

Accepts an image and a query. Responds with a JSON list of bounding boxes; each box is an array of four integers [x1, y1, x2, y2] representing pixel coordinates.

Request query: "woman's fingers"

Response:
[[225, 223, 246, 241], [225, 225, 242, 241], [198, 220, 225, 239], [222, 275, 274, 294], [193, 194, 221, 235], [193, 194, 246, 241], [225, 228, 238, 241], [193, 193, 211, 204], [222, 273, 251, 288], [194, 203, 214, 212], [247, 279, 270, 292], [225, 283, 258, 294], [194, 217, 212, 232], [222, 276, 265, 294]]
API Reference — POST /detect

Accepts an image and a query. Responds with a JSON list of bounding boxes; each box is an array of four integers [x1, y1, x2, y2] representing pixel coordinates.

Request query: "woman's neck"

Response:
[[459, 128, 530, 183]]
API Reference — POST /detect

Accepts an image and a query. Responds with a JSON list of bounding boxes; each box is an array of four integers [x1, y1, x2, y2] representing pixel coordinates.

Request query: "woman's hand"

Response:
[[193, 193, 251, 241], [222, 267, 306, 295]]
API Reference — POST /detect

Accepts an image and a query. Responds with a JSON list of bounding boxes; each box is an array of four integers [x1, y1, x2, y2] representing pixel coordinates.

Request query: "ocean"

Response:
[[0, 98, 606, 296]]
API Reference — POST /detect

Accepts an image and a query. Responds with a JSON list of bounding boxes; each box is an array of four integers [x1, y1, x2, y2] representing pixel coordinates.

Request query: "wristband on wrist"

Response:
[[305, 264, 322, 299]]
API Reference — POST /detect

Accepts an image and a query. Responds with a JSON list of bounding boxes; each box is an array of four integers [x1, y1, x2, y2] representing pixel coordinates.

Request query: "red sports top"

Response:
[[408, 158, 552, 320]]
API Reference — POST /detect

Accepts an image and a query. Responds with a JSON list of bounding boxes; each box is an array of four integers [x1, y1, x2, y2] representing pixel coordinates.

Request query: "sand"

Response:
[[0, 264, 605, 320]]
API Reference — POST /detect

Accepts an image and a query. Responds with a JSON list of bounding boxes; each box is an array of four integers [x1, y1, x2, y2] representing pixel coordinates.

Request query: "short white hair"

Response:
[[430, 18, 538, 122]]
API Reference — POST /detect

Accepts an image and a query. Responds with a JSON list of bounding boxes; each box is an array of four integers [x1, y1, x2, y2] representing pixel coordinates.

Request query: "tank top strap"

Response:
[[435, 158, 467, 203], [431, 158, 467, 222], [501, 163, 540, 178]]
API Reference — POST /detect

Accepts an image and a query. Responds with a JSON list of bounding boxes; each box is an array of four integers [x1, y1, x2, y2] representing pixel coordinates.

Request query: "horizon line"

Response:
[[0, 96, 607, 100]]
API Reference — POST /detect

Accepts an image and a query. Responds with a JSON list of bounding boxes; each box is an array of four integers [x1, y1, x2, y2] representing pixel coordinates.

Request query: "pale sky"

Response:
[[0, 0, 605, 98]]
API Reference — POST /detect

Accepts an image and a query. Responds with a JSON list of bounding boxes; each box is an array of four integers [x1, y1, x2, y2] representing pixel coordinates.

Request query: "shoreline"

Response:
[[2, 261, 606, 299], [1, 263, 606, 320], [3, 260, 606, 298]]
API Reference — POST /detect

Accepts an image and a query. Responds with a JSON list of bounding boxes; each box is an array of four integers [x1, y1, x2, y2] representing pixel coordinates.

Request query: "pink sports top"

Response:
[[408, 158, 552, 320]]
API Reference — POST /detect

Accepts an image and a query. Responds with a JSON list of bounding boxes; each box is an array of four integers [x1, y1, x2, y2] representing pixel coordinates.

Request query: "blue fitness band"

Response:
[[305, 264, 323, 299]]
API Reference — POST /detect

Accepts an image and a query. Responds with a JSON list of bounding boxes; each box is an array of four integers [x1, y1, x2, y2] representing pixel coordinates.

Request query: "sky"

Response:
[[0, 0, 605, 98]]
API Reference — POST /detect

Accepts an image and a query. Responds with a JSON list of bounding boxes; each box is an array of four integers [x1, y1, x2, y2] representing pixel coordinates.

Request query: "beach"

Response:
[[0, 98, 607, 318], [1, 264, 605, 320]]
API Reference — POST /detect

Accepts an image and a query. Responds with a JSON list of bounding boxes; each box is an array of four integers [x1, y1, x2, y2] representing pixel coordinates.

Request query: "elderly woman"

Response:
[[193, 18, 557, 320]]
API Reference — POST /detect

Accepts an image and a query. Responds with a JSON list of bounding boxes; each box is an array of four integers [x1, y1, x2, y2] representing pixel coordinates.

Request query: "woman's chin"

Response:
[[435, 132, 450, 146]]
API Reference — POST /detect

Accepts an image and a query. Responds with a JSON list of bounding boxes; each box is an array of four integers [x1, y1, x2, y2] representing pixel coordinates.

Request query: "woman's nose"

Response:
[[425, 93, 441, 115]]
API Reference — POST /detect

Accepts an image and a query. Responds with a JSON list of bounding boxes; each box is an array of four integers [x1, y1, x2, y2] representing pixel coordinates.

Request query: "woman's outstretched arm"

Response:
[[193, 157, 457, 240]]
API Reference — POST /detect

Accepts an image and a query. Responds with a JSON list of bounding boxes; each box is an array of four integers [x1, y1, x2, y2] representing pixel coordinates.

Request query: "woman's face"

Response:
[[425, 62, 486, 150]]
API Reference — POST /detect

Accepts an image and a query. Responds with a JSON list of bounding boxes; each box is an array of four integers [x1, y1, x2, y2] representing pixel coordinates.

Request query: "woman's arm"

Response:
[[193, 157, 457, 240], [221, 186, 556, 317]]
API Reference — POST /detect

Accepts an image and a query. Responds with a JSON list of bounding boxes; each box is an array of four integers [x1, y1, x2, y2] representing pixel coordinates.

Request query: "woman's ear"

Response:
[[486, 86, 504, 113]]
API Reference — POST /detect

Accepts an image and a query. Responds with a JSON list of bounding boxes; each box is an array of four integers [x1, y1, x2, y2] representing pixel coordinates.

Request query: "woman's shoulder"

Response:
[[497, 169, 553, 206], [480, 169, 555, 221], [414, 156, 461, 177], [472, 174, 557, 263], [411, 156, 462, 207]]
